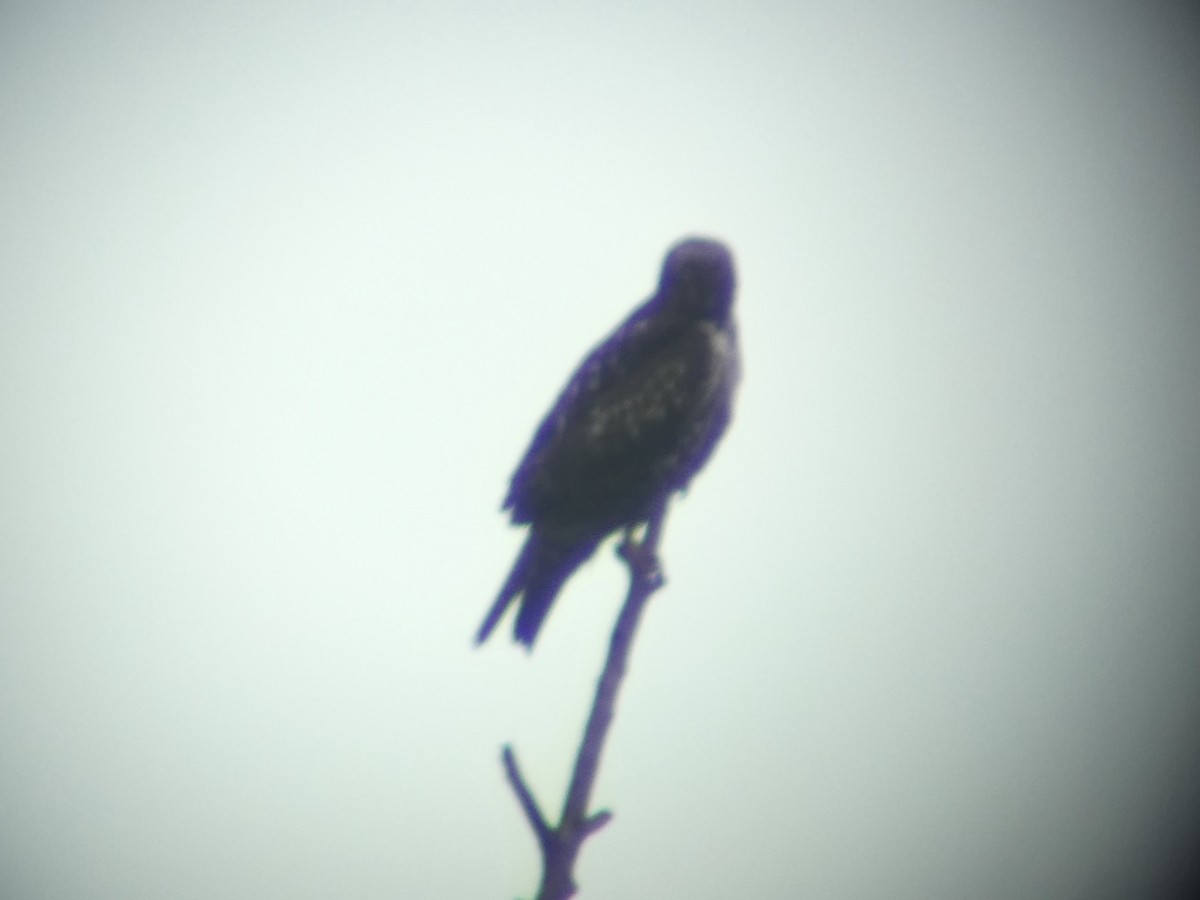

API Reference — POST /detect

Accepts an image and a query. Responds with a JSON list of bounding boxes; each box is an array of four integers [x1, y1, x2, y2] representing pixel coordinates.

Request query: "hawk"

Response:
[[476, 237, 740, 649]]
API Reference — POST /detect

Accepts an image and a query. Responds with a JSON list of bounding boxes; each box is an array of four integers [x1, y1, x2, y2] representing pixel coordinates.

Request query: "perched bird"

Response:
[[476, 237, 741, 649]]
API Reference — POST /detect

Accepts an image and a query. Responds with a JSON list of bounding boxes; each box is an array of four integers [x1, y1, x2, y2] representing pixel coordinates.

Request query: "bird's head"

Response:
[[657, 237, 736, 323]]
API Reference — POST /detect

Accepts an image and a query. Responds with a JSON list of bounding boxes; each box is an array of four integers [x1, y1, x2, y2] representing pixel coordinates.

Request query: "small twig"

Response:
[[500, 498, 669, 900], [502, 745, 553, 857]]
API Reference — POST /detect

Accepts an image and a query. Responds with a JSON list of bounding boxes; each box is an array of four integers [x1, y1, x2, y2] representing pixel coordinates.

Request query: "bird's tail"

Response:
[[475, 528, 602, 649]]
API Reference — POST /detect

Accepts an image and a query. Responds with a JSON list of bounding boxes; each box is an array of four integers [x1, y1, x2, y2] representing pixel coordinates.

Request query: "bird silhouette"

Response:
[[476, 237, 741, 649]]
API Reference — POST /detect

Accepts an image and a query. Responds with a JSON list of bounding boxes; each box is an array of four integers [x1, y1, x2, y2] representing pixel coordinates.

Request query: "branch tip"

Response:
[[502, 744, 554, 853], [584, 810, 613, 834]]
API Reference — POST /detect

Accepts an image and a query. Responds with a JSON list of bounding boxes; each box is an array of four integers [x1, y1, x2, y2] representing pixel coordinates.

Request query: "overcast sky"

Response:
[[2, 3, 1199, 899]]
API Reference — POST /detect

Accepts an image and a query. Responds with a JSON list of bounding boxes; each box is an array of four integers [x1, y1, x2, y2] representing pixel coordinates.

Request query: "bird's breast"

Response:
[[701, 321, 740, 393]]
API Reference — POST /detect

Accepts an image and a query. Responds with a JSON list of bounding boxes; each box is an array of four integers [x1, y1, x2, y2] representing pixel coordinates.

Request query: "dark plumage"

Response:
[[476, 237, 741, 649]]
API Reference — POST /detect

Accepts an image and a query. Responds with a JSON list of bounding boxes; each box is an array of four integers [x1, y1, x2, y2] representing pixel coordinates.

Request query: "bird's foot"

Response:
[[617, 532, 665, 589]]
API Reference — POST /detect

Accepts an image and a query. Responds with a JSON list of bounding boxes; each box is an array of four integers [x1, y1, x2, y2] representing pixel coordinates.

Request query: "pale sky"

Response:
[[2, 3, 1199, 899]]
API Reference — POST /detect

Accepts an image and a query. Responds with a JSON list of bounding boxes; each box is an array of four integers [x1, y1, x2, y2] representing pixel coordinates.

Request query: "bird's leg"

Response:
[[616, 499, 668, 589]]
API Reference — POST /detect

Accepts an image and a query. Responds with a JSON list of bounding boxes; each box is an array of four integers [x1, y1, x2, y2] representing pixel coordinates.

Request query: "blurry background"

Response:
[[2, 2, 1198, 898]]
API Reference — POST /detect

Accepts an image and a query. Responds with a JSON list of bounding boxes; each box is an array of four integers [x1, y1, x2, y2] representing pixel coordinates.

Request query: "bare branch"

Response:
[[524, 497, 669, 900]]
